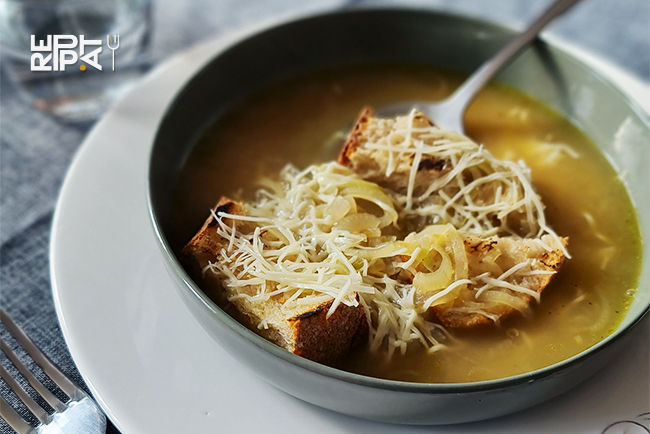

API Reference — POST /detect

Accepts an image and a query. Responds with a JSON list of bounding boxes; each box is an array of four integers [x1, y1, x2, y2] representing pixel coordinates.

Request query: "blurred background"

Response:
[[0, 0, 648, 433], [147, 0, 649, 78]]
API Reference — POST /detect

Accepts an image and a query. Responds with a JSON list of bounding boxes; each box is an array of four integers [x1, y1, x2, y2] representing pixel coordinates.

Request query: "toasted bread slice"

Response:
[[338, 107, 447, 197], [430, 234, 568, 328], [180, 197, 367, 364]]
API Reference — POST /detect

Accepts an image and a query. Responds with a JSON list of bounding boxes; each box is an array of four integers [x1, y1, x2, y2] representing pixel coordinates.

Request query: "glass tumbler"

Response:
[[0, 0, 152, 123]]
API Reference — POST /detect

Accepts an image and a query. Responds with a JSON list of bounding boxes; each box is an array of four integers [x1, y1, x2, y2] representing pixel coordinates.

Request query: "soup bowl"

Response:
[[147, 7, 649, 425]]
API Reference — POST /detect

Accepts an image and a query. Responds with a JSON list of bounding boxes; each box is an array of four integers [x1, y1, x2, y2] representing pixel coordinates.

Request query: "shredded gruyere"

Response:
[[205, 163, 455, 355], [203, 117, 568, 356], [362, 110, 569, 258]]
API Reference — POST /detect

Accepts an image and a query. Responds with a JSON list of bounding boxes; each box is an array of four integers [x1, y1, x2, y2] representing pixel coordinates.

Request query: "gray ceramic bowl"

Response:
[[148, 8, 649, 425]]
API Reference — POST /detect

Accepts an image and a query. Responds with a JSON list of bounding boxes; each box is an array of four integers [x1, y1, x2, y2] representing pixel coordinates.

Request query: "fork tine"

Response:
[[0, 309, 81, 400], [0, 363, 49, 424], [1, 394, 35, 434], [0, 335, 65, 413]]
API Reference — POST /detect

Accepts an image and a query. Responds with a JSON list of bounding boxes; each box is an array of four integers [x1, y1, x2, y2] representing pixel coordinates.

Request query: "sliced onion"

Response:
[[413, 254, 454, 293], [479, 290, 530, 313], [396, 224, 470, 305], [325, 197, 352, 221], [445, 225, 469, 280], [348, 241, 405, 260], [340, 180, 398, 228], [336, 213, 381, 232]]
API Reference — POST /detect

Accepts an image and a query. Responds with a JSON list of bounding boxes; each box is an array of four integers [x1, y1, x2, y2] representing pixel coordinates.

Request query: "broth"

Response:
[[173, 65, 642, 383]]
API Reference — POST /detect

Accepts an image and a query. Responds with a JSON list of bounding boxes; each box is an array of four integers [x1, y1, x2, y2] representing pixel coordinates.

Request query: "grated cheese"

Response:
[[361, 110, 569, 257], [202, 113, 569, 357]]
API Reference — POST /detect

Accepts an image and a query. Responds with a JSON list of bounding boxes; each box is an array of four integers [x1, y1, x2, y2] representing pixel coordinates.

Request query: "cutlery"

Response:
[[0, 309, 106, 434]]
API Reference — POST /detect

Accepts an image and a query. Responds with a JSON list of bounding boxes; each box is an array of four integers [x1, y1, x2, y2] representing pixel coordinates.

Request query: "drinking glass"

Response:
[[0, 0, 151, 123]]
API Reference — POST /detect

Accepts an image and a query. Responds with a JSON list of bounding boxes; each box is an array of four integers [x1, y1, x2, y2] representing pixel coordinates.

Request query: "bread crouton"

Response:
[[338, 106, 445, 197], [180, 197, 368, 364], [337, 107, 547, 237], [430, 234, 569, 328]]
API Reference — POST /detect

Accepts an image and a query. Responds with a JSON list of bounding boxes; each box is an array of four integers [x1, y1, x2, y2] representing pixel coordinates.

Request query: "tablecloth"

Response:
[[1, 0, 648, 433]]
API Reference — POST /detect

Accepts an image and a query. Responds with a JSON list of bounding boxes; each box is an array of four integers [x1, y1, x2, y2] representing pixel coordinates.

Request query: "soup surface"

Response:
[[173, 65, 641, 383]]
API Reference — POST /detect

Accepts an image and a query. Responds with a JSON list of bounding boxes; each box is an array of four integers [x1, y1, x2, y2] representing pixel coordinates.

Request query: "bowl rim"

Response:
[[147, 5, 650, 394]]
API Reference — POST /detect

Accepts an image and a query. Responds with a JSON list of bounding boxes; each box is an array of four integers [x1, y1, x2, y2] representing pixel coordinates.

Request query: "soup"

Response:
[[172, 64, 641, 383]]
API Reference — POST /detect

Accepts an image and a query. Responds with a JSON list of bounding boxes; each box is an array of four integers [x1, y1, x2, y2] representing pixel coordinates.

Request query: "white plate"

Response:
[[51, 19, 650, 434]]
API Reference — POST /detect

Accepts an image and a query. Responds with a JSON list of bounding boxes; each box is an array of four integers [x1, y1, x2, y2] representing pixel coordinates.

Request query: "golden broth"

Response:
[[173, 65, 642, 383]]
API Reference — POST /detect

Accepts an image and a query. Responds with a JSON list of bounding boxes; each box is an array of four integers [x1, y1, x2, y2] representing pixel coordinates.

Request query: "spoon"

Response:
[[377, 0, 583, 133]]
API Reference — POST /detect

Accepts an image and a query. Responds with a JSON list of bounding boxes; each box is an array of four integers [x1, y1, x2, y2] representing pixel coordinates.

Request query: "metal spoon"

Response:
[[377, 0, 583, 133]]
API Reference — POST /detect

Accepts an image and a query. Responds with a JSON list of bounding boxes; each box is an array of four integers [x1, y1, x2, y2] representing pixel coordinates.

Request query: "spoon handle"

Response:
[[447, 0, 583, 111]]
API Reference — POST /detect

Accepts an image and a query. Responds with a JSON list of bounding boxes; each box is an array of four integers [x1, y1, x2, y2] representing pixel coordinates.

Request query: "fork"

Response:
[[0, 308, 106, 434]]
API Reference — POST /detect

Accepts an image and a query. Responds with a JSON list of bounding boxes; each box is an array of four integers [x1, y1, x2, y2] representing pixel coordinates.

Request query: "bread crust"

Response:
[[338, 107, 446, 197], [338, 106, 374, 166], [288, 297, 368, 364]]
